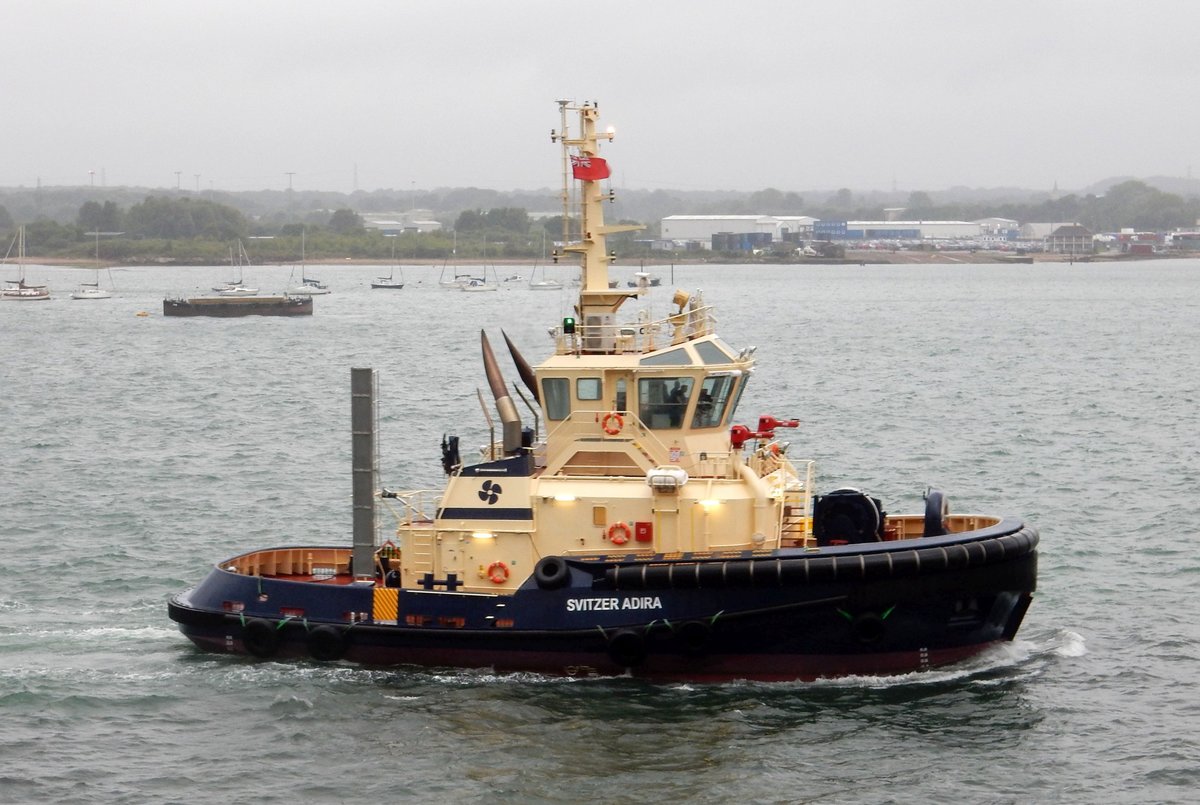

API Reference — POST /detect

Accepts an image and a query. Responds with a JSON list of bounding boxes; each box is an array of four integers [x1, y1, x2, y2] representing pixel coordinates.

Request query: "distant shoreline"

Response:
[[17, 250, 1196, 269]]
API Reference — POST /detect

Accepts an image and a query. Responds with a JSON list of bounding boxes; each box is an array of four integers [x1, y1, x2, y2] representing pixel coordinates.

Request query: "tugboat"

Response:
[[168, 101, 1037, 681]]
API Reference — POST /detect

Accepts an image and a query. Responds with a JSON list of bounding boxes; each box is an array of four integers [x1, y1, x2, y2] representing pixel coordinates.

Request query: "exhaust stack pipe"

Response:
[[502, 330, 540, 402], [481, 330, 523, 455]]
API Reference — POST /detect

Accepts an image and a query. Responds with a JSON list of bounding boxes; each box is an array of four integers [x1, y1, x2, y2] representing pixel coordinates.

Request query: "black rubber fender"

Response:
[[851, 612, 887, 644], [923, 489, 949, 537], [306, 625, 347, 662], [533, 556, 572, 590], [676, 620, 711, 656], [607, 629, 647, 668], [242, 618, 280, 659]]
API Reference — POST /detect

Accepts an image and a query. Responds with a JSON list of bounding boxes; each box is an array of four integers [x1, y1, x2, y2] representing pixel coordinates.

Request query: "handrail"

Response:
[[378, 489, 437, 529], [551, 304, 717, 355]]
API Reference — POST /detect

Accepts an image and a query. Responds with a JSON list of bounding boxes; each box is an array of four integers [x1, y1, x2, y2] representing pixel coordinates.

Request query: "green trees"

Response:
[[124, 196, 247, 240], [454, 207, 530, 234], [77, 200, 124, 232], [328, 208, 364, 234]]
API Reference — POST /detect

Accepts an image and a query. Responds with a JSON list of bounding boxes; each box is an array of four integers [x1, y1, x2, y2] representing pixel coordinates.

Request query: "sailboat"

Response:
[[459, 238, 499, 291], [438, 232, 473, 288], [287, 229, 330, 295], [2, 226, 50, 301], [213, 241, 259, 296], [528, 230, 563, 290], [372, 244, 405, 289], [71, 231, 114, 300]]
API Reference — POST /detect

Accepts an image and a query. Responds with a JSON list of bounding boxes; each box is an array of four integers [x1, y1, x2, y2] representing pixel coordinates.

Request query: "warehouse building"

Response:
[[660, 215, 817, 250], [812, 220, 982, 241]]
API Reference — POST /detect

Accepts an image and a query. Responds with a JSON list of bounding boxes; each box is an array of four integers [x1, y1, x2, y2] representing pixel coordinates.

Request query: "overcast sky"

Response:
[[5, 1, 1198, 195]]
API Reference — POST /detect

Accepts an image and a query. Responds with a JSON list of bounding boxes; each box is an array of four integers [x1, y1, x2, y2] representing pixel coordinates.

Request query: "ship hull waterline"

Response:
[[168, 521, 1037, 681]]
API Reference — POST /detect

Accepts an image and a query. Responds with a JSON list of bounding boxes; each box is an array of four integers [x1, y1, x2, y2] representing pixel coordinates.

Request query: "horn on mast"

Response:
[[481, 330, 523, 455]]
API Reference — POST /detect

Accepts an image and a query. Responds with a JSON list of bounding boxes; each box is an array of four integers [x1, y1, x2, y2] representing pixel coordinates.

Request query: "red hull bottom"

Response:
[[181, 631, 999, 682]]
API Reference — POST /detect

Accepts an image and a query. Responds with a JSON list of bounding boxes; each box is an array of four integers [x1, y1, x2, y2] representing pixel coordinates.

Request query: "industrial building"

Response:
[[660, 215, 816, 250], [360, 211, 443, 235], [812, 220, 982, 241]]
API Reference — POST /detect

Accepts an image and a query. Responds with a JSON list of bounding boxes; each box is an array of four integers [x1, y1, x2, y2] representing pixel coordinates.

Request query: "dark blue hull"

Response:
[[168, 519, 1037, 681]]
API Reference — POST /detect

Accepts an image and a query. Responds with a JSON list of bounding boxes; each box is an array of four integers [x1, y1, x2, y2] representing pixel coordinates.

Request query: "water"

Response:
[[2, 260, 1198, 803]]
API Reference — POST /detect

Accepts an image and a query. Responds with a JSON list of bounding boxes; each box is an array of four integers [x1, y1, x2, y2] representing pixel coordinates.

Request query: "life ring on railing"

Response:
[[601, 411, 624, 435], [487, 561, 510, 584], [607, 521, 632, 545]]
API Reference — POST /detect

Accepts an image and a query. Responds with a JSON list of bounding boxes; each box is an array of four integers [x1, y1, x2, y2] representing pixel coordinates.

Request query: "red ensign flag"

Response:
[[570, 155, 611, 181]]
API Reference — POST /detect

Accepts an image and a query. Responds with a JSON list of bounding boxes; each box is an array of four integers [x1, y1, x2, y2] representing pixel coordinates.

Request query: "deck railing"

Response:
[[551, 304, 716, 355]]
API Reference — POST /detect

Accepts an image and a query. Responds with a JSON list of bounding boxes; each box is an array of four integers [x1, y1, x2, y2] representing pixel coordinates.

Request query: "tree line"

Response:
[[1, 179, 1197, 263], [0, 195, 643, 263]]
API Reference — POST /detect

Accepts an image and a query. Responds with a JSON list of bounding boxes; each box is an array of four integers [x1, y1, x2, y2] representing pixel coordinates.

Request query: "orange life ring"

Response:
[[487, 561, 510, 584], [607, 521, 632, 545], [601, 411, 624, 435]]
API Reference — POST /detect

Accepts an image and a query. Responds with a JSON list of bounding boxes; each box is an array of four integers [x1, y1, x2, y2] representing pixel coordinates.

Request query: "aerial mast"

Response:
[[552, 100, 643, 342]]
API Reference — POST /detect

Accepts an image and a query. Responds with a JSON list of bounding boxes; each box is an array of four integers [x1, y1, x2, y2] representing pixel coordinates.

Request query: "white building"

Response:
[[361, 211, 443, 235], [660, 215, 816, 249]]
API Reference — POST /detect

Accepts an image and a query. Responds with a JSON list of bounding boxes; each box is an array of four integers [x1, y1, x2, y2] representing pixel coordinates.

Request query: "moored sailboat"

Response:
[[2, 227, 51, 301], [213, 241, 259, 296], [169, 101, 1037, 681], [287, 230, 331, 295], [71, 231, 115, 300], [372, 244, 406, 289]]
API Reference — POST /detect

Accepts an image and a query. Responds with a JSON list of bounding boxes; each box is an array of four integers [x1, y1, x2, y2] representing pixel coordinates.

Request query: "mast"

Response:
[[551, 101, 643, 346]]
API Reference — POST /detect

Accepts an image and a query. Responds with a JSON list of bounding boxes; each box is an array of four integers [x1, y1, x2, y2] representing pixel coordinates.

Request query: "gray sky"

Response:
[[5, 0, 1198, 195]]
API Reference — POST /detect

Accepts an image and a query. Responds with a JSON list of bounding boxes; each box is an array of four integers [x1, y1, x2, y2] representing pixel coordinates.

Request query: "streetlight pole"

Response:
[[285, 172, 295, 191], [175, 171, 181, 190]]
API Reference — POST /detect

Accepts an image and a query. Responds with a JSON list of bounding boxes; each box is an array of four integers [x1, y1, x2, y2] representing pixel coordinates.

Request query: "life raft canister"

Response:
[[608, 521, 632, 545], [487, 561, 510, 584], [601, 411, 624, 435]]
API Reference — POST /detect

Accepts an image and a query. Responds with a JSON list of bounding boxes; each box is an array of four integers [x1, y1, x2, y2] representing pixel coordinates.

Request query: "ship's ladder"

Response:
[[778, 459, 815, 548], [397, 524, 437, 579]]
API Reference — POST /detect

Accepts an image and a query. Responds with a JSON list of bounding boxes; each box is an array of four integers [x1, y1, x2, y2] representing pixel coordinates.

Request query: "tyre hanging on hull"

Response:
[[676, 620, 711, 656], [306, 625, 347, 662], [850, 612, 887, 644], [533, 556, 571, 589], [242, 618, 281, 658], [607, 629, 647, 668]]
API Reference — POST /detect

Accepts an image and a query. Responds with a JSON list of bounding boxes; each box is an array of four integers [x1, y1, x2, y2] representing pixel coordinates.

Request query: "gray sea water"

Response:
[[1, 259, 1198, 804]]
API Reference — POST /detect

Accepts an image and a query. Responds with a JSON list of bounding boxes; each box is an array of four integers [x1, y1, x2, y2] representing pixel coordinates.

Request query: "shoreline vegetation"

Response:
[[16, 249, 1196, 269]]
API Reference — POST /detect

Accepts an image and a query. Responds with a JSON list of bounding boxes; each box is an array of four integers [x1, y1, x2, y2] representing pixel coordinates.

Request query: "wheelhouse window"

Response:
[[692, 374, 737, 428], [576, 377, 602, 401], [543, 377, 570, 421], [638, 377, 694, 429]]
